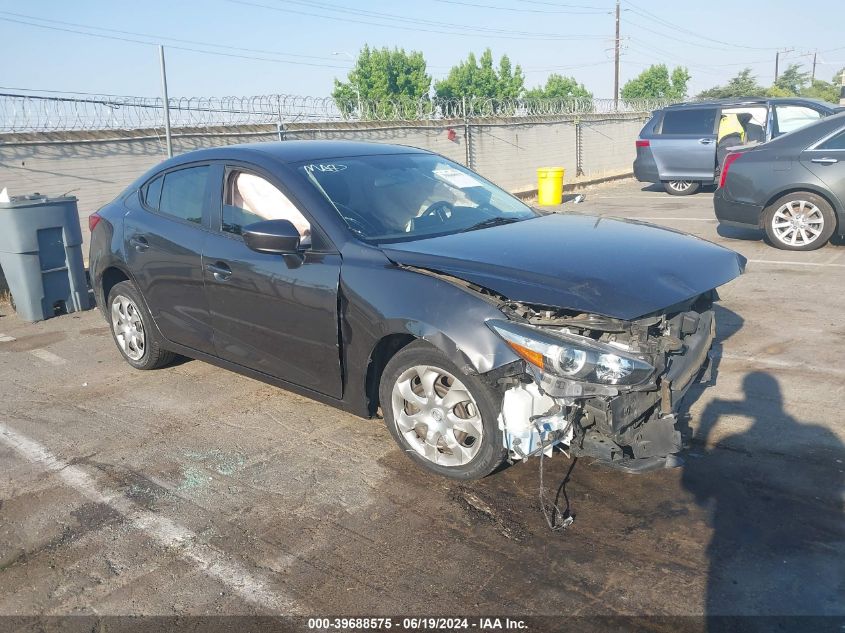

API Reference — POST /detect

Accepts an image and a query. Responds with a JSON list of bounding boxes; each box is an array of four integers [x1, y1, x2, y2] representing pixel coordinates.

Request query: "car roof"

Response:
[[162, 140, 430, 168], [662, 97, 841, 110]]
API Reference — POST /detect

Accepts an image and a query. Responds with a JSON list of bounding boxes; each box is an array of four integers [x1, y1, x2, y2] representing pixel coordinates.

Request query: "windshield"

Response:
[[296, 153, 537, 243]]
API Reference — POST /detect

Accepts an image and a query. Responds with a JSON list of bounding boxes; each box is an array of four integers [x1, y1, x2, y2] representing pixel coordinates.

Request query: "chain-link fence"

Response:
[[0, 92, 656, 259], [0, 92, 671, 133]]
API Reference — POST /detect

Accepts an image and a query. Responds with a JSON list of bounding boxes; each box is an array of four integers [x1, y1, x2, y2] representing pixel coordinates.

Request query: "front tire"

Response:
[[663, 180, 701, 196], [763, 192, 836, 251], [379, 341, 505, 480], [107, 280, 175, 370]]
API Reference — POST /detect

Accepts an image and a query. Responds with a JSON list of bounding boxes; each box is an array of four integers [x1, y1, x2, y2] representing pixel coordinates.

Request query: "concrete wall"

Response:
[[0, 113, 646, 273]]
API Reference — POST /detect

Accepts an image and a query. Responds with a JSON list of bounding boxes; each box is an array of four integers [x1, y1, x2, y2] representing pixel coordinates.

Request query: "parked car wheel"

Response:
[[763, 192, 836, 251], [107, 280, 175, 370], [379, 341, 506, 480], [663, 180, 701, 196]]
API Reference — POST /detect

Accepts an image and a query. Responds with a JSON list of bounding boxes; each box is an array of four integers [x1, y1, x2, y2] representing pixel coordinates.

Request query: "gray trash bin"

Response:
[[0, 194, 91, 322]]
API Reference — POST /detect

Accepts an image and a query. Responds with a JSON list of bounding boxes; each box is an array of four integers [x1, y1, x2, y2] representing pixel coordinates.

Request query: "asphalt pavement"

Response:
[[1, 179, 843, 624]]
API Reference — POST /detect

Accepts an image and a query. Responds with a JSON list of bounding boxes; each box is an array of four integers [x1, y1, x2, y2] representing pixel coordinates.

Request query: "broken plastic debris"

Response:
[[573, 194, 585, 204], [0, 188, 9, 203]]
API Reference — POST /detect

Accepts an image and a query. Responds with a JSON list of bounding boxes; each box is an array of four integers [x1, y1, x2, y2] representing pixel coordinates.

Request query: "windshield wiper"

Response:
[[460, 216, 522, 233]]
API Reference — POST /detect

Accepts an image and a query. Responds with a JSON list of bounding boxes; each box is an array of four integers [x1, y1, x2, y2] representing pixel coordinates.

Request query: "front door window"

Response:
[[223, 171, 311, 244]]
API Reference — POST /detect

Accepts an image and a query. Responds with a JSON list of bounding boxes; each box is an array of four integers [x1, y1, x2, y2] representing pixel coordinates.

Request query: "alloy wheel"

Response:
[[111, 295, 146, 361], [390, 365, 483, 467], [772, 199, 825, 247], [668, 180, 693, 192]]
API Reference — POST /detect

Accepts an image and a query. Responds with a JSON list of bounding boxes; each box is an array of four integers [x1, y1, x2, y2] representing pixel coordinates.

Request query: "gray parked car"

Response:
[[634, 98, 843, 196], [715, 111, 845, 251]]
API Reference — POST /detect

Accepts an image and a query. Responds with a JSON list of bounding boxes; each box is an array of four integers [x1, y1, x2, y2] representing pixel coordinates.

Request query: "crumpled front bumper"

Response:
[[500, 309, 716, 473], [576, 310, 716, 472]]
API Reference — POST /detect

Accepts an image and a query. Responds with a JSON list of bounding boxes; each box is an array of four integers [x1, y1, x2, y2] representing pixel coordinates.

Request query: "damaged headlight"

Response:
[[486, 319, 654, 386]]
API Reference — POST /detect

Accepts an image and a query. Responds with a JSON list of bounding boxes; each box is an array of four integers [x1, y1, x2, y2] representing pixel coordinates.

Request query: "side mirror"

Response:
[[242, 219, 301, 254]]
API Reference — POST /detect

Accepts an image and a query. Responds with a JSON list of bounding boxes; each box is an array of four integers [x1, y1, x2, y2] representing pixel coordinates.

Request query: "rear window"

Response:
[[143, 175, 164, 210], [818, 128, 845, 150], [660, 108, 717, 135], [158, 166, 209, 224]]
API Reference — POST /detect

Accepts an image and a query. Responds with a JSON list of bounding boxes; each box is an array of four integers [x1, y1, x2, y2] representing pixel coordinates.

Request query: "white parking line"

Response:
[[0, 333, 16, 342], [28, 349, 67, 366], [748, 258, 845, 269], [0, 422, 298, 614], [594, 196, 713, 200]]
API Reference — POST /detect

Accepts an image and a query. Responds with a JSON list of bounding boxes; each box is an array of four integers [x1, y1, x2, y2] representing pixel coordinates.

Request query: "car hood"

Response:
[[381, 213, 746, 320]]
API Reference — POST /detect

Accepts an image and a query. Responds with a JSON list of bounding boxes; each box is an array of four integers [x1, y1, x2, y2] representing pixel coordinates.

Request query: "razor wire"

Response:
[[0, 92, 675, 133]]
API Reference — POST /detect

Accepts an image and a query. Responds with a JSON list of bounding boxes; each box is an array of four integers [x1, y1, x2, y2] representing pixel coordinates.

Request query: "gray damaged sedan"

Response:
[[89, 141, 745, 479]]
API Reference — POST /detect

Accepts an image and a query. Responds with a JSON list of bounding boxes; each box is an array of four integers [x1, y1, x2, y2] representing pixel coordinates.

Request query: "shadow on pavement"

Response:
[[682, 371, 845, 629], [716, 224, 764, 243]]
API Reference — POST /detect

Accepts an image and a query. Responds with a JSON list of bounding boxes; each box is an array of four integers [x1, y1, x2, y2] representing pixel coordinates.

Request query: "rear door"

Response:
[[801, 126, 845, 209], [651, 107, 719, 181], [124, 163, 215, 354], [202, 164, 343, 398]]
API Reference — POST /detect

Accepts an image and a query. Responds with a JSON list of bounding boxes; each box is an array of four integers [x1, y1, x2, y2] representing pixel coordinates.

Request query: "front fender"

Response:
[[339, 256, 520, 415]]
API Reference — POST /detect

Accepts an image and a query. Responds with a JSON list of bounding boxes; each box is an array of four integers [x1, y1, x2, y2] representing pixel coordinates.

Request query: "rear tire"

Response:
[[763, 192, 836, 251], [379, 340, 506, 480], [663, 180, 701, 196], [107, 280, 175, 370]]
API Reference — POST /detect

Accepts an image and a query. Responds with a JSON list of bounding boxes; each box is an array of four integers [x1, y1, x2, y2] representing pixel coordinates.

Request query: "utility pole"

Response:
[[159, 45, 173, 158], [774, 48, 794, 84], [811, 51, 817, 81], [613, 0, 620, 111], [840, 65, 845, 106]]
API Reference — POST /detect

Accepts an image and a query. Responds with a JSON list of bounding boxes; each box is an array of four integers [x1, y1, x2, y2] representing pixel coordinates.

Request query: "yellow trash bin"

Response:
[[537, 167, 565, 205]]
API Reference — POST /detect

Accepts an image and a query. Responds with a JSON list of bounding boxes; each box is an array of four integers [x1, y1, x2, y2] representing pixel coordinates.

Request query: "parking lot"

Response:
[[1, 179, 843, 620]]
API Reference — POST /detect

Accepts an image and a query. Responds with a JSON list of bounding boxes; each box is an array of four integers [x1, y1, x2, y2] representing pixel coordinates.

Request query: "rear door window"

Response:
[[158, 165, 210, 224], [660, 108, 718, 135], [816, 129, 845, 150], [774, 105, 822, 136], [142, 175, 164, 210]]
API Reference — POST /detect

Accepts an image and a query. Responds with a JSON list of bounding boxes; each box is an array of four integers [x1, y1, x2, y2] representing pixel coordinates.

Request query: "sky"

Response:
[[1, 0, 843, 100]]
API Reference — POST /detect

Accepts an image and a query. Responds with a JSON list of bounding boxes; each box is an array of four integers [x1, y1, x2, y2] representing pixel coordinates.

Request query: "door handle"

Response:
[[810, 157, 838, 165], [206, 262, 232, 281], [129, 235, 149, 251], [698, 138, 714, 145]]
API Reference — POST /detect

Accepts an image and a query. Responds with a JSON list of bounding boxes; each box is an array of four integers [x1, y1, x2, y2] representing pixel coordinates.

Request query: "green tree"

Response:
[[525, 74, 592, 99], [802, 79, 839, 103], [697, 68, 767, 99], [434, 48, 525, 101], [801, 67, 845, 103], [772, 63, 810, 95], [332, 45, 431, 117], [621, 64, 690, 101]]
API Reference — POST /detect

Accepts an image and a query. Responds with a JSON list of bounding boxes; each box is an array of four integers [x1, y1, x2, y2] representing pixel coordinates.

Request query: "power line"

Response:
[[522, 60, 613, 73], [625, 38, 770, 74], [0, 86, 152, 99], [229, 0, 609, 40], [624, 18, 738, 51], [0, 10, 352, 65], [624, 0, 782, 51], [430, 0, 609, 14], [515, 0, 611, 8], [0, 16, 352, 68], [0, 9, 618, 77]]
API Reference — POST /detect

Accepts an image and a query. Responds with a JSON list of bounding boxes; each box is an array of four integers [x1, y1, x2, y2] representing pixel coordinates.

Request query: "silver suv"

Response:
[[633, 98, 842, 195]]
